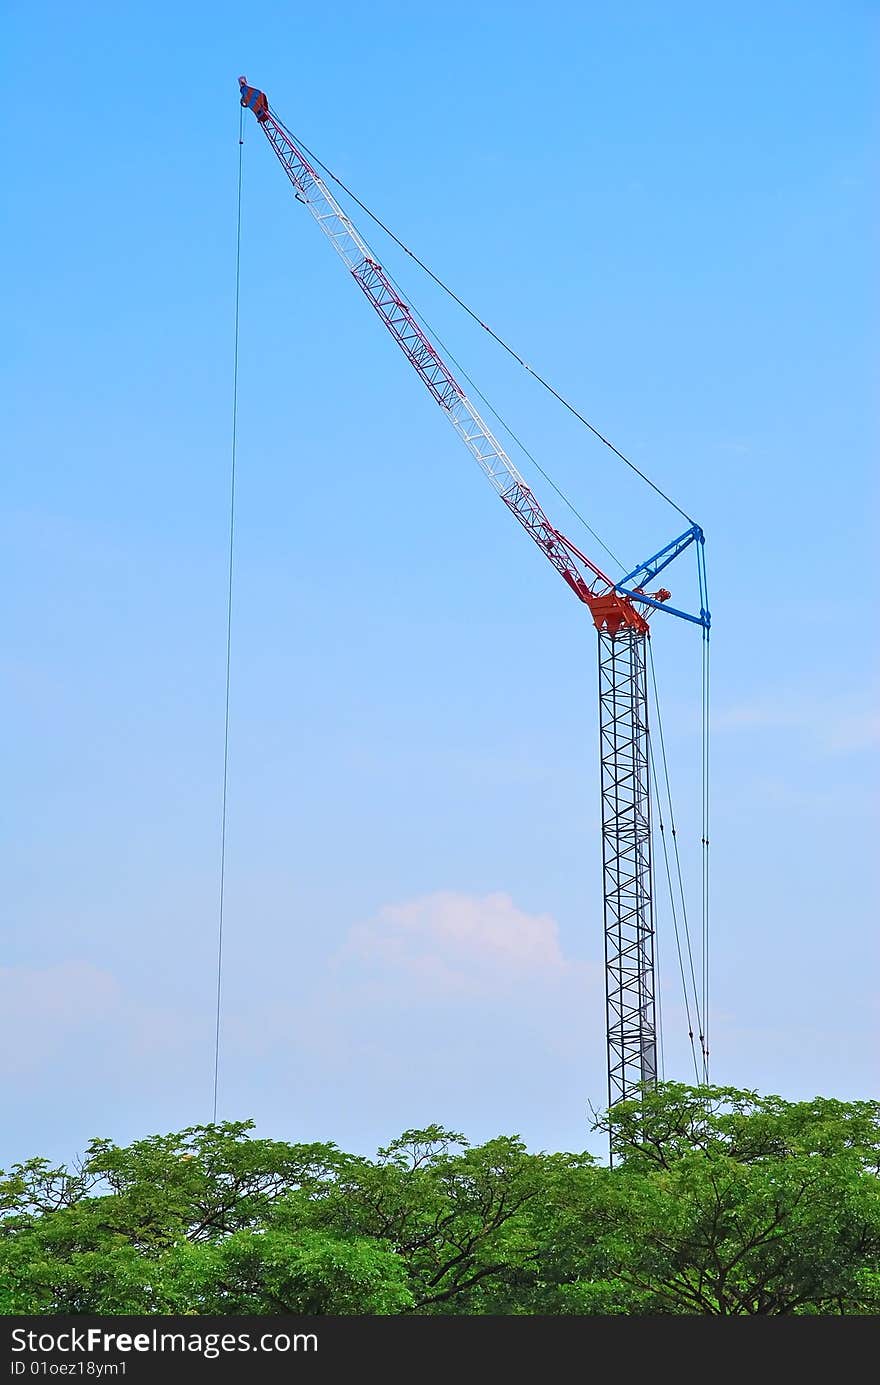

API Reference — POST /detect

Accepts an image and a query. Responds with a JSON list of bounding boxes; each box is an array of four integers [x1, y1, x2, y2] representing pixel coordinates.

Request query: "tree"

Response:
[[284, 1125, 601, 1312], [0, 1123, 406, 1314], [581, 1085, 880, 1314], [1, 1087, 877, 1314]]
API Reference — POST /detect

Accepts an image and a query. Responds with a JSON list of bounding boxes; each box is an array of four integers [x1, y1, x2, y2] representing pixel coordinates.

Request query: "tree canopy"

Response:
[[2, 1085, 878, 1315]]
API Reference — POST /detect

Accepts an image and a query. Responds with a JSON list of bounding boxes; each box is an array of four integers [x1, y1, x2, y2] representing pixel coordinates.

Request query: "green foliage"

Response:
[[2, 1087, 878, 1315], [586, 1085, 880, 1314]]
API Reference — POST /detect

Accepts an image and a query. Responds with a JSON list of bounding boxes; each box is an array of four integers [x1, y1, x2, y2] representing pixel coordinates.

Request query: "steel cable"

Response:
[[213, 106, 245, 1123]]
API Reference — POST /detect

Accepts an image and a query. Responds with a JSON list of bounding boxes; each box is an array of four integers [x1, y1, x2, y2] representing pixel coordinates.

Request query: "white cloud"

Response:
[[340, 890, 593, 1001], [0, 961, 121, 1074], [827, 712, 880, 753], [0, 904, 600, 1153], [0, 960, 197, 1078]]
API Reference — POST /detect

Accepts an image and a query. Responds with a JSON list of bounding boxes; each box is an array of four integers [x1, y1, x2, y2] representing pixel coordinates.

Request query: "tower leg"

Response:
[[598, 627, 657, 1108]]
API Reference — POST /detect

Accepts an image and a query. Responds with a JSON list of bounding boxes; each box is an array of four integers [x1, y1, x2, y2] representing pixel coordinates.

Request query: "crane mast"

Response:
[[239, 77, 693, 1107], [599, 629, 655, 1101]]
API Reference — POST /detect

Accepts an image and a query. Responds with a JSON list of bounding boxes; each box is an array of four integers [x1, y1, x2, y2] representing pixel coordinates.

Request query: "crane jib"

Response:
[[241, 80, 684, 637], [351, 259, 463, 412]]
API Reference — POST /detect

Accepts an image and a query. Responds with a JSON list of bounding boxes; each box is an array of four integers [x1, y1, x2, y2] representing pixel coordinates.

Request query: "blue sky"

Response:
[[3, 2, 877, 1167]]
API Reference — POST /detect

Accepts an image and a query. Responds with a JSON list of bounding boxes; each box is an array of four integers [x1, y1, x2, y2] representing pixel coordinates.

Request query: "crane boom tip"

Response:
[[238, 76, 270, 122]]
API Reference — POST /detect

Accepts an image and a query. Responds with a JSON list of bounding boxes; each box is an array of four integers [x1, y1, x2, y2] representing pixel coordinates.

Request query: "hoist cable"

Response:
[[699, 549, 711, 1082], [648, 643, 706, 1067], [275, 118, 696, 527], [649, 730, 700, 1084], [703, 639, 710, 1081], [213, 106, 244, 1123], [655, 938, 666, 1082]]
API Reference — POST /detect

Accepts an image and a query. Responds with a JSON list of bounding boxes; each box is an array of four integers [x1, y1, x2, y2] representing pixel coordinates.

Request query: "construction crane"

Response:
[[238, 77, 710, 1108]]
